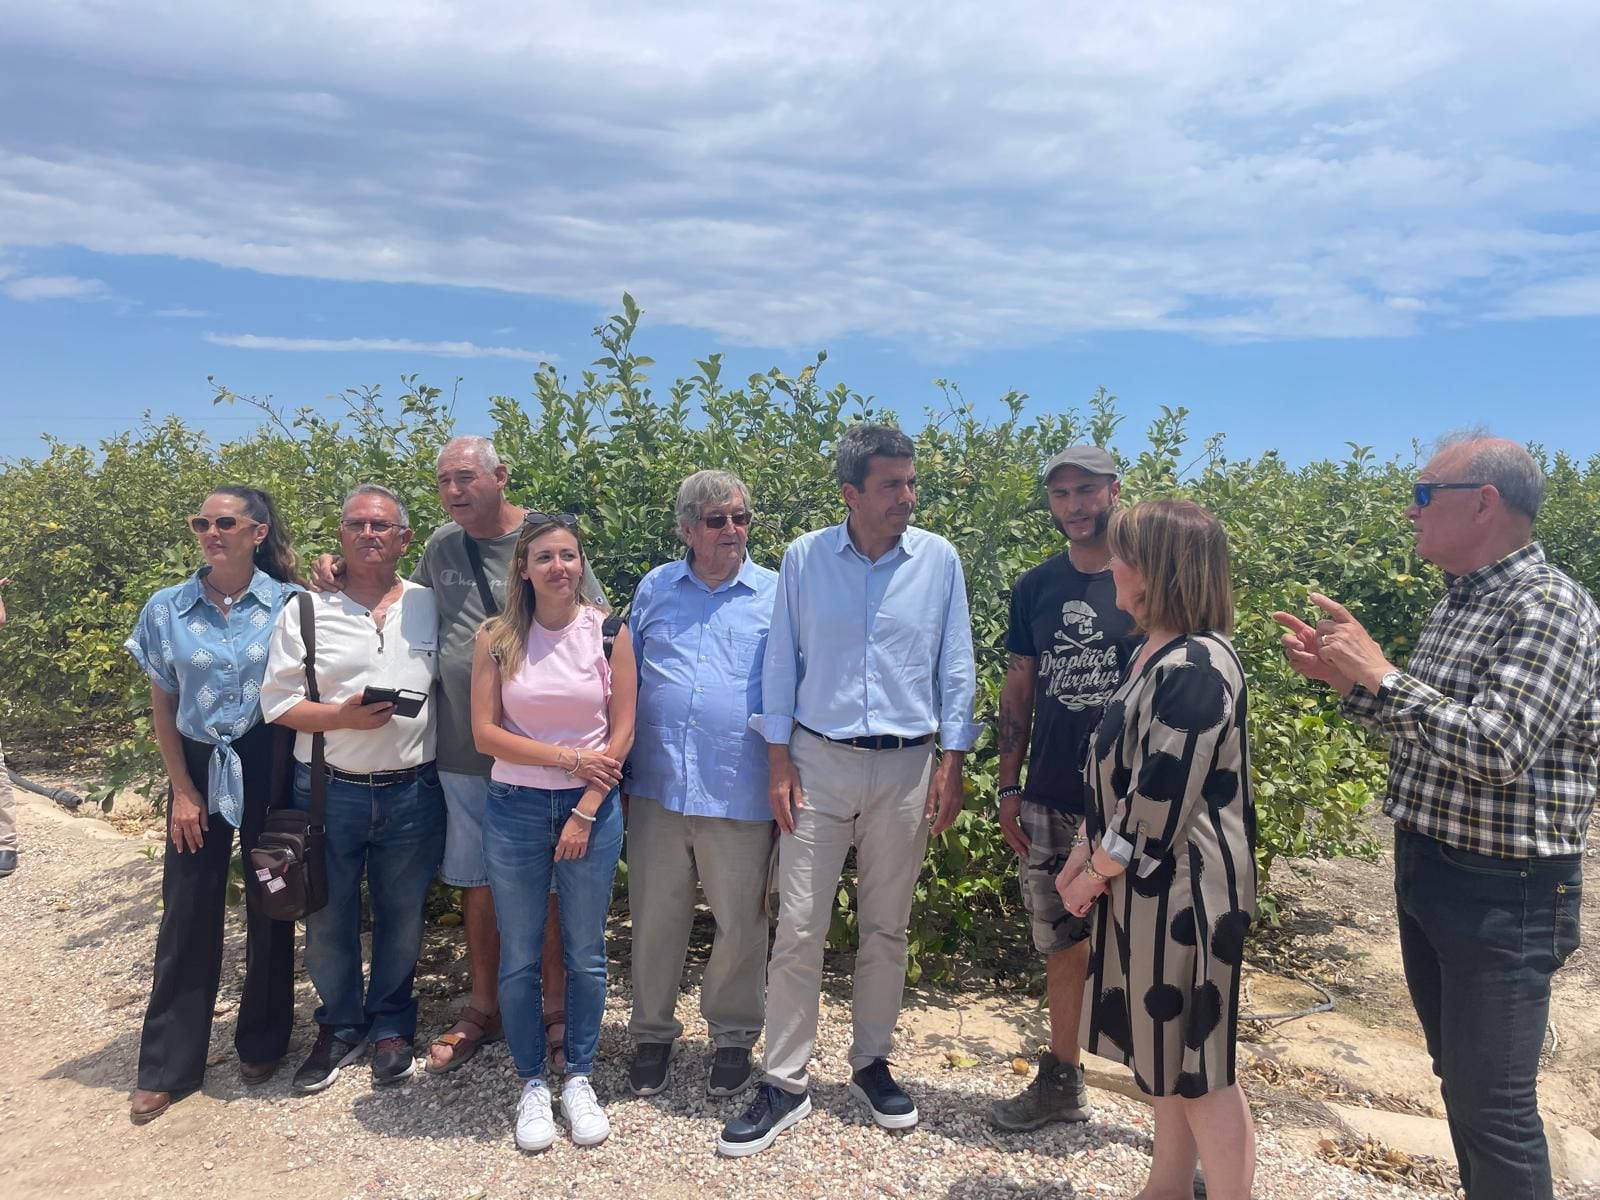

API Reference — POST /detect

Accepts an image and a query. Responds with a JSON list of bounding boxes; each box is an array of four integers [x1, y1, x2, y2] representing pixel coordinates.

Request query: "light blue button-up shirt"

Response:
[[751, 521, 982, 750], [628, 555, 780, 822], [124, 568, 300, 827]]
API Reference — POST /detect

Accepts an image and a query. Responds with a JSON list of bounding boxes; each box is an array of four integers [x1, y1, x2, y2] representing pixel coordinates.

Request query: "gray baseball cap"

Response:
[[1043, 445, 1119, 482]]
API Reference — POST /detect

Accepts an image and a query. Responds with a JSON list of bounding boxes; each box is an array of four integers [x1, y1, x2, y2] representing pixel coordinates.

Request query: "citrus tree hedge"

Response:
[[3, 296, 1596, 978]]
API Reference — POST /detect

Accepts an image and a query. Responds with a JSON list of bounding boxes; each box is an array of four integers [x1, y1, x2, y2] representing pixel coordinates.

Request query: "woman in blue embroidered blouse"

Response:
[[124, 485, 303, 1125]]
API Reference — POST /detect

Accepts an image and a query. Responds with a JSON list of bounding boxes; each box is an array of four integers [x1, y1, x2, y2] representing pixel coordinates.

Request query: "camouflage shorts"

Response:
[[1018, 802, 1091, 955]]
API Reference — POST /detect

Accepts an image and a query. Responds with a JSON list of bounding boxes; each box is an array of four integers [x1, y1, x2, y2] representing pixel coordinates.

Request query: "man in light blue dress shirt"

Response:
[[625, 470, 779, 1101], [718, 424, 982, 1157]]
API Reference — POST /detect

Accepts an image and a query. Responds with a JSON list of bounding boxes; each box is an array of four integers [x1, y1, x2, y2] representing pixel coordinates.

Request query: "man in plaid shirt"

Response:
[[1275, 432, 1599, 1200]]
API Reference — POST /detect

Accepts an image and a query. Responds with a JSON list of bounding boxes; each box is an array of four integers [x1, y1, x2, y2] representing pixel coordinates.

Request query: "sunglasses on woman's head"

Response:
[[188, 515, 259, 534], [702, 511, 753, 529], [523, 511, 580, 529]]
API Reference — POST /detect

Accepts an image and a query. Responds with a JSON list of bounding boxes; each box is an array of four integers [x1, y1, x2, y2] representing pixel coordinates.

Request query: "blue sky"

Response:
[[2, 1, 1597, 467]]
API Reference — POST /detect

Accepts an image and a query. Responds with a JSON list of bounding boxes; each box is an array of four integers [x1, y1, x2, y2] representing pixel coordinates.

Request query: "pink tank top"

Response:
[[492, 606, 612, 789]]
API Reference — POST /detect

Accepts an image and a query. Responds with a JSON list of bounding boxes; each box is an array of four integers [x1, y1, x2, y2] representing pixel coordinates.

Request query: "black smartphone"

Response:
[[359, 686, 429, 719]]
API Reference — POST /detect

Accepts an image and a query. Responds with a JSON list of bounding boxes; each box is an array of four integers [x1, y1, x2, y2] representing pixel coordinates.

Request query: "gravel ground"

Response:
[[0, 789, 1564, 1200]]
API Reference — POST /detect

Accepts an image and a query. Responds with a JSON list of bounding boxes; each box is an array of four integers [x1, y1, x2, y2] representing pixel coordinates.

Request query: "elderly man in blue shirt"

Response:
[[625, 469, 780, 1101], [718, 424, 982, 1157]]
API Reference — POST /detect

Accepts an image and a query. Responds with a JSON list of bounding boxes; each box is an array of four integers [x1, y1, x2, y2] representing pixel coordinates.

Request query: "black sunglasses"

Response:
[[702, 511, 753, 529], [1412, 481, 1487, 508], [188, 515, 260, 534], [523, 511, 580, 530]]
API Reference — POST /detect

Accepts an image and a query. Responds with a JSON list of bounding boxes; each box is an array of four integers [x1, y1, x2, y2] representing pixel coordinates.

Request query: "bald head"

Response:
[[1433, 431, 1545, 522]]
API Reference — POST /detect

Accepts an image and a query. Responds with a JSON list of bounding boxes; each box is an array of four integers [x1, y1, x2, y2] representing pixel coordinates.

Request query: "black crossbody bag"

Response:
[[249, 591, 329, 922], [462, 529, 625, 655]]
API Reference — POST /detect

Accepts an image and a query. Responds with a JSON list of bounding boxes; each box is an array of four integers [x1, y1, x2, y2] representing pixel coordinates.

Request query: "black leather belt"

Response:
[[324, 764, 422, 787], [799, 725, 932, 752]]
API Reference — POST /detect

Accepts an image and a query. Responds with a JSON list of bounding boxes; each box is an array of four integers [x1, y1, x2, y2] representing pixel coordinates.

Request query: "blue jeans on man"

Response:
[[483, 781, 623, 1078], [296, 762, 446, 1044], [1394, 825, 1584, 1200]]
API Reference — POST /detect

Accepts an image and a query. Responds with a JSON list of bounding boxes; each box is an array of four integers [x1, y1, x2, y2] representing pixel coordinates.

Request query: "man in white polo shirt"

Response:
[[261, 485, 444, 1091]]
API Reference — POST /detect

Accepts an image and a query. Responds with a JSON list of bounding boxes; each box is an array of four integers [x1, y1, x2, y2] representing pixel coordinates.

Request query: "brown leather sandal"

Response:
[[425, 1005, 502, 1075], [545, 1009, 567, 1073]]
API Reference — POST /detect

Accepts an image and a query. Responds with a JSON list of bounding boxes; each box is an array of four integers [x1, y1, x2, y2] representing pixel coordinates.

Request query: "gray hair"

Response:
[[437, 435, 501, 473], [675, 470, 752, 543], [835, 423, 914, 490], [1436, 429, 1546, 520], [343, 484, 410, 529]]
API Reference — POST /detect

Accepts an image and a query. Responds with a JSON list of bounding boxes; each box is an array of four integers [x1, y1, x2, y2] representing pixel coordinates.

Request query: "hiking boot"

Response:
[[515, 1078, 556, 1152], [371, 1036, 418, 1085], [292, 1027, 367, 1094], [707, 1046, 754, 1097], [717, 1082, 812, 1157], [561, 1075, 610, 1146], [849, 1058, 918, 1130], [989, 1050, 1089, 1131], [627, 1040, 676, 1096]]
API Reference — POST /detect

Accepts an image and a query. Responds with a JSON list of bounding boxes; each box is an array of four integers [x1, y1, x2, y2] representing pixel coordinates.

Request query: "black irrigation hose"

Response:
[[5, 765, 83, 810], [1239, 975, 1336, 1024]]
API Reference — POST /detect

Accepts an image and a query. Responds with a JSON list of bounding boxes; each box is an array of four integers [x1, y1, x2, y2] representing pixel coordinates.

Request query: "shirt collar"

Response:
[[1447, 541, 1546, 600], [676, 554, 759, 595], [831, 519, 917, 561], [174, 567, 284, 615]]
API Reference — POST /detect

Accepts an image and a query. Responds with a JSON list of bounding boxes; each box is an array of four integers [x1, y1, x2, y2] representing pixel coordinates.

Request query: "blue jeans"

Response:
[[1395, 826, 1584, 1200], [297, 762, 445, 1045], [483, 781, 623, 1079]]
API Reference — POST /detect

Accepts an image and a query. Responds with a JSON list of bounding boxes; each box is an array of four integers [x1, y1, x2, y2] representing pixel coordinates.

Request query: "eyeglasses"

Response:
[[702, 511, 753, 529], [1412, 481, 1487, 508], [523, 511, 580, 529], [188, 515, 260, 534], [340, 519, 405, 535]]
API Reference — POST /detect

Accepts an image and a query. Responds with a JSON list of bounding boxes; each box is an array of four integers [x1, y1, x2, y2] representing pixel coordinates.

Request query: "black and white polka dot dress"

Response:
[[1081, 632, 1256, 1098]]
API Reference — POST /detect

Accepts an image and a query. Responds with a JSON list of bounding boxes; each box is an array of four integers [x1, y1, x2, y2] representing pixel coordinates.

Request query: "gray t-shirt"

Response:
[[413, 522, 606, 776]]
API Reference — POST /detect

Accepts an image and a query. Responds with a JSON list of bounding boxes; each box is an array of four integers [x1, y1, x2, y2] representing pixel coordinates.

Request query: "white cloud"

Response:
[[204, 332, 554, 361], [1493, 275, 1600, 319], [0, 0, 1596, 350], [1, 272, 109, 301], [155, 305, 211, 318]]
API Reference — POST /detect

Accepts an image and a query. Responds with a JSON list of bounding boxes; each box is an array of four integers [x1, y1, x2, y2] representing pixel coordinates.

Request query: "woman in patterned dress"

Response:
[[124, 486, 303, 1124], [1057, 499, 1257, 1200]]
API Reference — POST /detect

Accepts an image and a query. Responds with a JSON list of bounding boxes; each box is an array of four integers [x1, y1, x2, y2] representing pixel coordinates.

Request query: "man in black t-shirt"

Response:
[[990, 445, 1134, 1131]]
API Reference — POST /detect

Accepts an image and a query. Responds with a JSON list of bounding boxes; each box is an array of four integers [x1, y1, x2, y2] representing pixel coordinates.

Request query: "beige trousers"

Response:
[[626, 794, 776, 1048], [0, 734, 16, 852], [762, 728, 934, 1093]]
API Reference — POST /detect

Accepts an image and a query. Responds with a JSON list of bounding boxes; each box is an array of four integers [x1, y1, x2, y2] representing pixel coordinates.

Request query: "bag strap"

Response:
[[461, 531, 500, 617], [601, 608, 627, 661], [297, 591, 328, 831]]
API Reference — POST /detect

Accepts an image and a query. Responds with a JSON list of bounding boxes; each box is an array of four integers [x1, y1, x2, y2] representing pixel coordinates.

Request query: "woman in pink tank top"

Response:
[[470, 514, 636, 1150]]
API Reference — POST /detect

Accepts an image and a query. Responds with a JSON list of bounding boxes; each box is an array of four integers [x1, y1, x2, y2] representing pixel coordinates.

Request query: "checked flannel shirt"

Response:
[[1340, 542, 1600, 859]]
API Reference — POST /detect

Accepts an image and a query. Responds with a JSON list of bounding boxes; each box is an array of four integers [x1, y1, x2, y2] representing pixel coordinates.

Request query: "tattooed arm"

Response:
[[997, 652, 1037, 857]]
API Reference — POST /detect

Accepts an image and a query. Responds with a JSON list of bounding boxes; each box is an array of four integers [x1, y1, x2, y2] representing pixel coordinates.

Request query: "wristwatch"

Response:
[[1378, 670, 1403, 694]]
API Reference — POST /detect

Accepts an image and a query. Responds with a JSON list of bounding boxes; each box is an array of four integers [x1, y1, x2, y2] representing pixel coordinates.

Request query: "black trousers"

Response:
[[1395, 826, 1584, 1200], [136, 723, 297, 1093]]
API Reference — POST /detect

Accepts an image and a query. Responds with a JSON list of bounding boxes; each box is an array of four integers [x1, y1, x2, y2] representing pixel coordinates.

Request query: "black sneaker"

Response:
[[716, 1083, 813, 1157], [849, 1058, 918, 1130], [292, 1026, 367, 1094], [628, 1040, 676, 1096], [371, 1036, 417, 1085], [707, 1046, 754, 1097], [0, 849, 17, 877]]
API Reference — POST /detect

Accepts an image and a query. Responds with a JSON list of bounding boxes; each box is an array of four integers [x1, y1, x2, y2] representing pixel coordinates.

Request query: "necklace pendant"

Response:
[[221, 594, 234, 607]]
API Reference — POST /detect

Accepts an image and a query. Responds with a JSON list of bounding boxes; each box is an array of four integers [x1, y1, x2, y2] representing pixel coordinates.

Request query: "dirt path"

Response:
[[1, 775, 1595, 1199]]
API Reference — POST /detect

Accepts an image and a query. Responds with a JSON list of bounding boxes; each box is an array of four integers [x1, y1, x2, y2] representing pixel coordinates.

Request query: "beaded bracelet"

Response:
[[997, 785, 1024, 800]]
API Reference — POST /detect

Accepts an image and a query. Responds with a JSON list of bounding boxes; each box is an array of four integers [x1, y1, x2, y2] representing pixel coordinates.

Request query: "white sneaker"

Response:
[[515, 1078, 557, 1152], [562, 1075, 611, 1146]]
